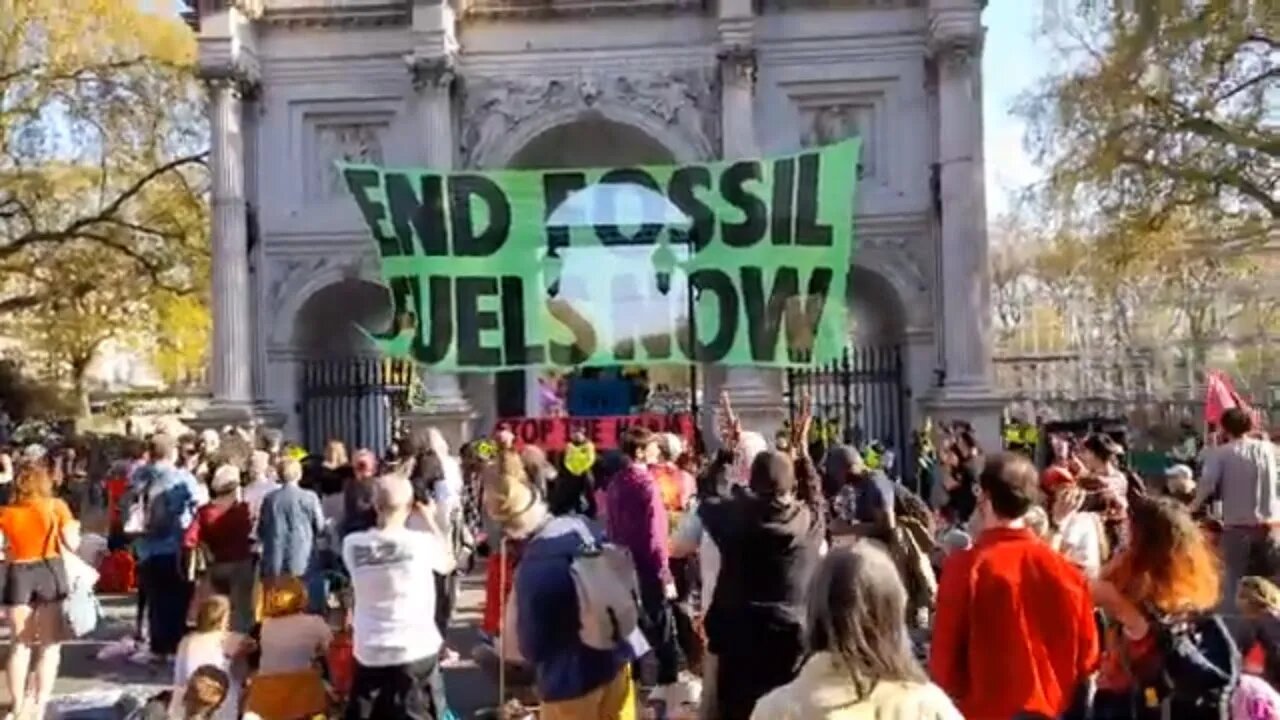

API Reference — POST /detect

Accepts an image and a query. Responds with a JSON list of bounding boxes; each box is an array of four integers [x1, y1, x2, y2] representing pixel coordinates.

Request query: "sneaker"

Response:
[[127, 648, 157, 665]]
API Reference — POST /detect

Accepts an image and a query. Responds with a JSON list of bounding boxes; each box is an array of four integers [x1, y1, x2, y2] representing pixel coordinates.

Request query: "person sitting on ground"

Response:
[[181, 665, 233, 720], [751, 543, 962, 720], [243, 576, 331, 720], [171, 595, 254, 720]]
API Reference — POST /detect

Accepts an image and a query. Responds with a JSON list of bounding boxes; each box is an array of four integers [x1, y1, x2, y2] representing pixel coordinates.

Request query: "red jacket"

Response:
[[931, 527, 1100, 720]]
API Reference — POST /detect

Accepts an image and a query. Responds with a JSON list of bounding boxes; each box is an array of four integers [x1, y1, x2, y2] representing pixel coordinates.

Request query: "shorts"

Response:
[[1, 558, 68, 607]]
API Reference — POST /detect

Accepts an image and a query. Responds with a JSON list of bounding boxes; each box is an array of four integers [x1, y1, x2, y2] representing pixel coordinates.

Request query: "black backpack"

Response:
[[1133, 608, 1239, 719]]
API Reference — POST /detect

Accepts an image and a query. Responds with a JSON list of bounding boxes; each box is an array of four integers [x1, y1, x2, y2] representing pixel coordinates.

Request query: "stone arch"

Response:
[[269, 259, 381, 350], [473, 102, 710, 169], [286, 276, 393, 357], [851, 250, 933, 335], [846, 262, 908, 344]]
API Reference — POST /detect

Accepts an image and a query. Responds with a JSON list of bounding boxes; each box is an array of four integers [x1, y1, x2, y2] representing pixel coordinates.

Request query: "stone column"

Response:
[[202, 73, 256, 423], [713, 46, 785, 440], [404, 55, 475, 448], [925, 0, 1003, 449], [935, 43, 992, 391]]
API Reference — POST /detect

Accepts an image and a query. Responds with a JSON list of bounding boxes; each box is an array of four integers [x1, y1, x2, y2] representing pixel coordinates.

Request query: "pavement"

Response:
[[0, 569, 501, 718]]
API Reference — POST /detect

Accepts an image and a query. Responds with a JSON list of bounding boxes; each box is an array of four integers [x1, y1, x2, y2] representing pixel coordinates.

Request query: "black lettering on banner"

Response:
[[769, 158, 796, 246], [719, 161, 767, 248], [689, 268, 739, 362], [739, 266, 835, 362], [516, 418, 543, 446], [454, 276, 502, 367], [668, 166, 715, 252], [387, 173, 450, 256], [343, 169, 399, 257], [448, 175, 511, 257], [610, 274, 674, 362], [794, 152, 833, 247], [499, 276, 546, 366], [543, 172, 587, 258], [594, 169, 663, 247], [409, 276, 454, 365], [538, 418, 556, 444], [371, 276, 418, 343], [586, 418, 605, 446]]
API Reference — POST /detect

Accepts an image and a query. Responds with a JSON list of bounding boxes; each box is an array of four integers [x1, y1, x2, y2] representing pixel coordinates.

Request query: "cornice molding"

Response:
[[406, 53, 457, 91], [459, 0, 705, 20], [260, 2, 410, 28], [758, 0, 920, 10]]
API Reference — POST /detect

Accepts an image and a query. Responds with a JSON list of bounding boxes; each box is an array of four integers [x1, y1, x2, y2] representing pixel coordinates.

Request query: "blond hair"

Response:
[[264, 576, 309, 618], [194, 595, 231, 633]]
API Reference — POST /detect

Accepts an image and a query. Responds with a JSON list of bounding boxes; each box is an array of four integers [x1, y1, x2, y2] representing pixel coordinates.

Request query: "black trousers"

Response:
[[139, 554, 190, 656], [637, 578, 681, 686], [345, 654, 447, 720], [434, 571, 458, 638]]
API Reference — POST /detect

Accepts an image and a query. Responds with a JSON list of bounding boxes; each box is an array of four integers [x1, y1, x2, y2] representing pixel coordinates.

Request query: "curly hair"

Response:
[[1105, 495, 1220, 613]]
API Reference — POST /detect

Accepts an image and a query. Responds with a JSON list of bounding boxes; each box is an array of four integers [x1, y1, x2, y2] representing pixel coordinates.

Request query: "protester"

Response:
[[340, 450, 379, 538], [244, 576, 331, 720], [550, 430, 598, 518], [241, 450, 279, 524], [1192, 407, 1280, 619], [185, 465, 256, 633], [1046, 483, 1109, 578], [178, 665, 233, 720], [488, 448, 637, 720], [751, 543, 962, 720], [1237, 575, 1280, 690], [1091, 495, 1230, 719], [170, 595, 252, 720], [316, 439, 353, 497], [257, 457, 325, 605], [702, 450, 826, 719], [931, 452, 1099, 720], [342, 472, 453, 720], [405, 444, 463, 665], [827, 444, 895, 543], [0, 465, 80, 720], [128, 433, 202, 664], [605, 426, 683, 703]]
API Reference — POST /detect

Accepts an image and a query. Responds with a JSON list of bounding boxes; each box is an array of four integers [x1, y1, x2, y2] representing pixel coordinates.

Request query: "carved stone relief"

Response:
[[461, 70, 719, 166], [799, 102, 876, 178], [266, 255, 330, 313], [311, 122, 385, 199]]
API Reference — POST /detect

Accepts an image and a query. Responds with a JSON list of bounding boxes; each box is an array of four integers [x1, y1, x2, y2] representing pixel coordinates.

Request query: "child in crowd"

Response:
[[243, 576, 332, 720], [172, 596, 254, 720]]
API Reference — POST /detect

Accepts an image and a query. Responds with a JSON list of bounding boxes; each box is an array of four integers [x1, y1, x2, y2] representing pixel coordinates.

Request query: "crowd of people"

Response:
[[0, 397, 1275, 720]]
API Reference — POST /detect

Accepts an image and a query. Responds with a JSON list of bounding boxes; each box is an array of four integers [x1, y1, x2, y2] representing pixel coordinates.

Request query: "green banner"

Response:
[[340, 138, 859, 372]]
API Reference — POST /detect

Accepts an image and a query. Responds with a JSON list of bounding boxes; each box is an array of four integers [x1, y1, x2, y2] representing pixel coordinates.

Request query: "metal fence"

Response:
[[299, 358, 416, 456], [784, 345, 909, 473]]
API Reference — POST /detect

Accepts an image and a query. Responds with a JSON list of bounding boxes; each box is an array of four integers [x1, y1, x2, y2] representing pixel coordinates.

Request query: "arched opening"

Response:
[[847, 265, 907, 344], [293, 279, 404, 455], [494, 117, 689, 420]]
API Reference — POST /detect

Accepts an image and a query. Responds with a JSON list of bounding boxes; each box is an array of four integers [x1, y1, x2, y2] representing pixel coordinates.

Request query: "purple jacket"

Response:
[[605, 462, 671, 587]]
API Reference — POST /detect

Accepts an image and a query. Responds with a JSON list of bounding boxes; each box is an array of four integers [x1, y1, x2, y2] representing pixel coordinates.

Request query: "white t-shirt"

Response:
[[258, 613, 333, 674], [674, 511, 721, 615], [342, 525, 450, 667], [1058, 511, 1106, 578]]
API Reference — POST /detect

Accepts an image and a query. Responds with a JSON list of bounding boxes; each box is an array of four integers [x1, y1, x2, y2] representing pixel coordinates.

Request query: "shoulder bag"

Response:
[[43, 502, 101, 638]]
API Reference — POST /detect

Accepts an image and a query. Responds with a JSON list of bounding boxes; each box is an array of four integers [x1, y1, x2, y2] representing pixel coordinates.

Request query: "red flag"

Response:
[[1204, 370, 1254, 427]]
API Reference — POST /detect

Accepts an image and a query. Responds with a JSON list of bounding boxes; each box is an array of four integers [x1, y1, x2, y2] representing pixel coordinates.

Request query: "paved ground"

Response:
[[0, 569, 500, 718]]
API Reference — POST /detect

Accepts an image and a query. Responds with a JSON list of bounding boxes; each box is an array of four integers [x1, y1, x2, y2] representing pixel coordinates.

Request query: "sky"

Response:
[[981, 0, 1061, 221]]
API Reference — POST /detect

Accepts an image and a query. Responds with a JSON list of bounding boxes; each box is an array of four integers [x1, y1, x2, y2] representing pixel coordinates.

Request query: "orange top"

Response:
[[0, 498, 73, 563]]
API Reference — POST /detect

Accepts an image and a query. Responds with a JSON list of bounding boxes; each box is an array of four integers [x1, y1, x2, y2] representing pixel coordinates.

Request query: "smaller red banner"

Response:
[[496, 413, 696, 451]]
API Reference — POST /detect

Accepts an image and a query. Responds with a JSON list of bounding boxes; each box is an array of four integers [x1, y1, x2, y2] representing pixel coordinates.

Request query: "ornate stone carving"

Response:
[[862, 235, 929, 293], [407, 54, 456, 91], [461, 70, 719, 166], [799, 103, 874, 177], [313, 122, 384, 198], [267, 255, 330, 311]]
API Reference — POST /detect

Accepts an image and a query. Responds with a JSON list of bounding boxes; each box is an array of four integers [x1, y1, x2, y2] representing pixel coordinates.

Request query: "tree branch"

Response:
[[0, 152, 209, 259]]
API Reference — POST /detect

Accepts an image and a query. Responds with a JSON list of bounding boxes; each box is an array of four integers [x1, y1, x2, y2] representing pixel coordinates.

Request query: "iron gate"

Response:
[[785, 345, 910, 472], [299, 358, 416, 456]]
